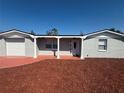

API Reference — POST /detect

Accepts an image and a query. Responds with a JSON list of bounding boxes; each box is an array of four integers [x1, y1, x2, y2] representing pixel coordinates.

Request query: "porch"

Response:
[[34, 36, 85, 59], [36, 55, 80, 60]]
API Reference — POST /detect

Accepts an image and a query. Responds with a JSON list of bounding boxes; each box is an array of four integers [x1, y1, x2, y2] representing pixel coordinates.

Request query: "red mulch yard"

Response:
[[0, 58, 124, 93]]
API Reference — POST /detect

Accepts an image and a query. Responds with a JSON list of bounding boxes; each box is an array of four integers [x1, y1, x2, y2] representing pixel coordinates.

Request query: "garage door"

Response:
[[6, 38, 25, 56]]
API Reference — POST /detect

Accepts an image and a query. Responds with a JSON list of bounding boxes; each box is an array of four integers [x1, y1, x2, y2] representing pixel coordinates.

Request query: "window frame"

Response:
[[73, 42, 77, 49], [52, 44, 57, 49], [98, 39, 107, 52], [45, 40, 57, 50]]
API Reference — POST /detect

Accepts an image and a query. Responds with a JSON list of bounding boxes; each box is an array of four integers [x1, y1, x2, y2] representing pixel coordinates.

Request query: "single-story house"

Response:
[[0, 29, 124, 59]]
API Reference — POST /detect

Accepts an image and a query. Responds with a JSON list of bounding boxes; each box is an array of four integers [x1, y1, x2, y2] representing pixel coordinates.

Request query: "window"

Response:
[[98, 39, 107, 51], [46, 44, 52, 48], [74, 42, 77, 49], [53, 44, 57, 49], [45, 43, 57, 49]]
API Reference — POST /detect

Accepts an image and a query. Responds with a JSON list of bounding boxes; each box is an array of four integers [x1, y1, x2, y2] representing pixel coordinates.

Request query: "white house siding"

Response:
[[25, 37, 34, 57], [0, 38, 6, 56], [36, 39, 39, 56], [84, 33, 124, 58]]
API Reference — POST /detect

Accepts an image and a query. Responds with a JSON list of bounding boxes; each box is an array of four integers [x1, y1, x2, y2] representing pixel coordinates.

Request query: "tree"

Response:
[[108, 28, 124, 35], [46, 28, 59, 36], [80, 31, 84, 36], [30, 30, 36, 35], [109, 28, 115, 31]]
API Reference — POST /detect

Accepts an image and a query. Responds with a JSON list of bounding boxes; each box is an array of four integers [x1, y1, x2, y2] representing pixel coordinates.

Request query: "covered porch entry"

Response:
[[34, 36, 84, 59]]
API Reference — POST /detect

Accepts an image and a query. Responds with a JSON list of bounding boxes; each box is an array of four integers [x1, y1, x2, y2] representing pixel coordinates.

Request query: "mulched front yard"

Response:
[[0, 58, 124, 93]]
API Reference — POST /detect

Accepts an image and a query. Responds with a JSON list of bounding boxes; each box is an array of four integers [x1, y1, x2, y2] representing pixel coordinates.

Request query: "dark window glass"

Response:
[[46, 44, 52, 48], [99, 45, 107, 50], [74, 42, 77, 49], [53, 44, 57, 49], [98, 39, 107, 50]]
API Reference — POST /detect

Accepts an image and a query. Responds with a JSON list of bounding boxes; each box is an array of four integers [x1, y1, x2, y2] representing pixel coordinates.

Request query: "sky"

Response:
[[0, 0, 124, 35]]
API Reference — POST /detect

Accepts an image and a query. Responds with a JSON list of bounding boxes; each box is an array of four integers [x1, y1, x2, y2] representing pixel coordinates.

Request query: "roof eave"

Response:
[[0, 29, 34, 38], [85, 30, 124, 37]]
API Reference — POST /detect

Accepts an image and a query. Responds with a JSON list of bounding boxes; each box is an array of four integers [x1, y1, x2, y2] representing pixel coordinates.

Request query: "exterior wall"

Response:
[[84, 33, 124, 58], [0, 38, 6, 56], [1, 30, 124, 58], [25, 37, 34, 57], [38, 50, 55, 55], [0, 31, 34, 57], [0, 32, 34, 57], [36, 39, 39, 56]]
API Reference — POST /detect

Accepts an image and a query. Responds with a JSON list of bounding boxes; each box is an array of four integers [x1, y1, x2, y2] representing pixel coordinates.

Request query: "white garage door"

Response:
[[6, 38, 25, 56]]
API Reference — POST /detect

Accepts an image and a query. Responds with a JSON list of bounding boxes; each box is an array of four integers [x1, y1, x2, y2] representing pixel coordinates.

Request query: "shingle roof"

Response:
[[0, 29, 33, 35], [0, 28, 124, 37], [85, 29, 124, 37]]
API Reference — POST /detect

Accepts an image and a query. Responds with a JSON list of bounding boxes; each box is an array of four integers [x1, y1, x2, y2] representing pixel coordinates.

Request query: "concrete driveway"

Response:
[[0, 56, 79, 68], [0, 57, 38, 68]]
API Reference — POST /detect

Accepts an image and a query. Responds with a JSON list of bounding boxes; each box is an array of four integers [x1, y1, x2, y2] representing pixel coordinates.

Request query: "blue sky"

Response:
[[0, 0, 124, 35]]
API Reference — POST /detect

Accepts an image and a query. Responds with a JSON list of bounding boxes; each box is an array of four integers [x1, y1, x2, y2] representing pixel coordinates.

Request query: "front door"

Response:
[[72, 40, 79, 56]]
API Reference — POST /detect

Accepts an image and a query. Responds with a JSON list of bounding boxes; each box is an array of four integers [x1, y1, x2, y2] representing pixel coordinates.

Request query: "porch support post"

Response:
[[57, 37, 60, 59], [80, 38, 84, 59], [34, 37, 37, 58]]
